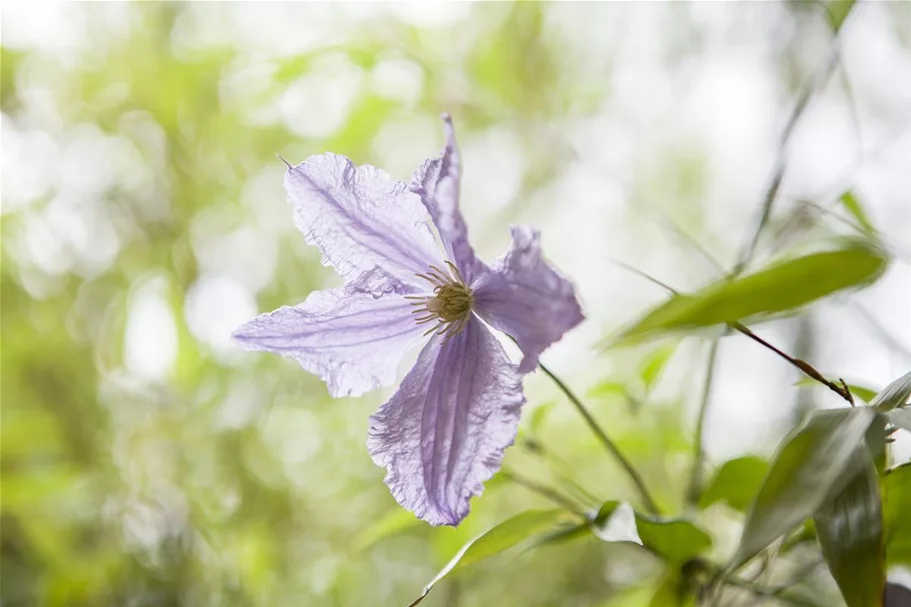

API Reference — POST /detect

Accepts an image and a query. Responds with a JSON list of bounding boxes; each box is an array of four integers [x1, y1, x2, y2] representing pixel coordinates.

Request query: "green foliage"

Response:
[[813, 446, 884, 607], [734, 408, 875, 568], [838, 192, 876, 236], [699, 456, 769, 513], [615, 241, 888, 342], [592, 502, 713, 565], [648, 570, 695, 607], [408, 509, 571, 606], [884, 464, 911, 567]]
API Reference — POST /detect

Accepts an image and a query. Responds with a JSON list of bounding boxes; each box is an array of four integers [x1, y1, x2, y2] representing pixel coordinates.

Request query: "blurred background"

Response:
[[2, 2, 910, 606]]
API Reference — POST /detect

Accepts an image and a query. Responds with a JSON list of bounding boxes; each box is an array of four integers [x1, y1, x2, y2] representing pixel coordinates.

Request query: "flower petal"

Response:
[[286, 153, 444, 290], [232, 275, 425, 398], [473, 226, 584, 373], [409, 115, 484, 283], [367, 316, 524, 526]]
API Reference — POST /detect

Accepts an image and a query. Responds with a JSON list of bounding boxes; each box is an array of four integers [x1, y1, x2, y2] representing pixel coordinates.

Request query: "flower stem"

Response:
[[685, 336, 721, 506], [500, 469, 588, 517], [538, 363, 660, 515]]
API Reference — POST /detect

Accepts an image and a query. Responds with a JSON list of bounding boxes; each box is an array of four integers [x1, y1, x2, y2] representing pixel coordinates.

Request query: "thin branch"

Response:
[[730, 322, 854, 405], [499, 469, 588, 517], [519, 439, 602, 507], [538, 363, 661, 515], [734, 26, 844, 274]]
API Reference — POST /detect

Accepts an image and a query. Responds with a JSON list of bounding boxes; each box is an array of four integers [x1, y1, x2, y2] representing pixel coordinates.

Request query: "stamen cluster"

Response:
[[407, 261, 473, 340]]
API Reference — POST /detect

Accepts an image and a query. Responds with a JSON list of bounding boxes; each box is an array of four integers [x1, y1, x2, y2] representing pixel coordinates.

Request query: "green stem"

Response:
[[500, 469, 588, 517], [685, 336, 721, 506], [539, 363, 660, 515]]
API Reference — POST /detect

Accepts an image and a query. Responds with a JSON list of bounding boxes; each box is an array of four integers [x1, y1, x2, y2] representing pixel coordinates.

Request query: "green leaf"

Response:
[[527, 401, 556, 436], [615, 242, 888, 342], [734, 407, 876, 568], [351, 508, 423, 551], [587, 380, 628, 399], [641, 342, 678, 392], [408, 509, 569, 606], [635, 515, 713, 565], [838, 192, 876, 236], [813, 445, 884, 607], [885, 408, 911, 433], [870, 370, 911, 411], [699, 456, 770, 513], [827, 0, 857, 32], [884, 464, 911, 567], [592, 502, 713, 565], [794, 378, 878, 403], [649, 570, 695, 607]]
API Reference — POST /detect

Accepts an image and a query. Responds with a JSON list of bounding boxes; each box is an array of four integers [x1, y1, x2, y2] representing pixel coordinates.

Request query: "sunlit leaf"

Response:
[[870, 370, 911, 411], [734, 407, 875, 568], [827, 0, 857, 32], [814, 444, 884, 607], [408, 509, 570, 606], [587, 380, 628, 399], [352, 508, 423, 551], [838, 192, 876, 236], [592, 502, 713, 565], [614, 242, 888, 342], [641, 342, 678, 393], [699, 456, 769, 513], [885, 408, 911, 434], [884, 464, 911, 567]]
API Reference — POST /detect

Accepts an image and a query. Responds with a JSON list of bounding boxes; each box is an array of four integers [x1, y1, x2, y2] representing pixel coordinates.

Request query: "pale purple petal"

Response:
[[232, 275, 425, 398], [473, 226, 584, 373], [367, 316, 524, 526], [286, 153, 444, 291], [409, 115, 485, 283]]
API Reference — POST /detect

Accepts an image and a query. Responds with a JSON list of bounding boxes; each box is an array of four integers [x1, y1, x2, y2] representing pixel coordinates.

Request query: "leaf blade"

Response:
[[699, 456, 770, 513], [813, 445, 884, 607], [616, 242, 888, 342], [408, 509, 568, 606], [734, 408, 875, 568], [870, 370, 911, 411]]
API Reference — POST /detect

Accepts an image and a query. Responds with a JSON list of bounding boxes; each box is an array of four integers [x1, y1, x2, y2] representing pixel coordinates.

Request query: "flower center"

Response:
[[407, 261, 473, 340]]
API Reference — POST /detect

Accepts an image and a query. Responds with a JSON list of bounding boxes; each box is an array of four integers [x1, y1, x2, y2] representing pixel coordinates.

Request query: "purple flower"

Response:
[[234, 116, 583, 525]]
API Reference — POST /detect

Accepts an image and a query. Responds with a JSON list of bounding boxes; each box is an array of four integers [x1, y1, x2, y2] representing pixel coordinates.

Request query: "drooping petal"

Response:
[[472, 226, 584, 373], [286, 153, 444, 291], [232, 274, 426, 398], [409, 115, 485, 284], [367, 316, 524, 526]]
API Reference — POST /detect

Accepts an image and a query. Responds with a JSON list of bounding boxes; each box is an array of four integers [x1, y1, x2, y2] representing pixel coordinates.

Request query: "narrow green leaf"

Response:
[[838, 192, 876, 235], [814, 445, 884, 607], [592, 502, 713, 565], [635, 515, 713, 565], [587, 380, 628, 399], [870, 370, 911, 411], [641, 342, 678, 392], [827, 0, 857, 32], [734, 408, 875, 568], [699, 456, 770, 513], [352, 508, 422, 551], [615, 242, 888, 342], [885, 408, 911, 433], [408, 509, 568, 606], [527, 401, 556, 436], [884, 464, 911, 567]]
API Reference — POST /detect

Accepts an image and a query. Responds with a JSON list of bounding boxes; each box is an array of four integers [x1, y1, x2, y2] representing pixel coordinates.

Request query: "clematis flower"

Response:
[[233, 116, 583, 525]]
